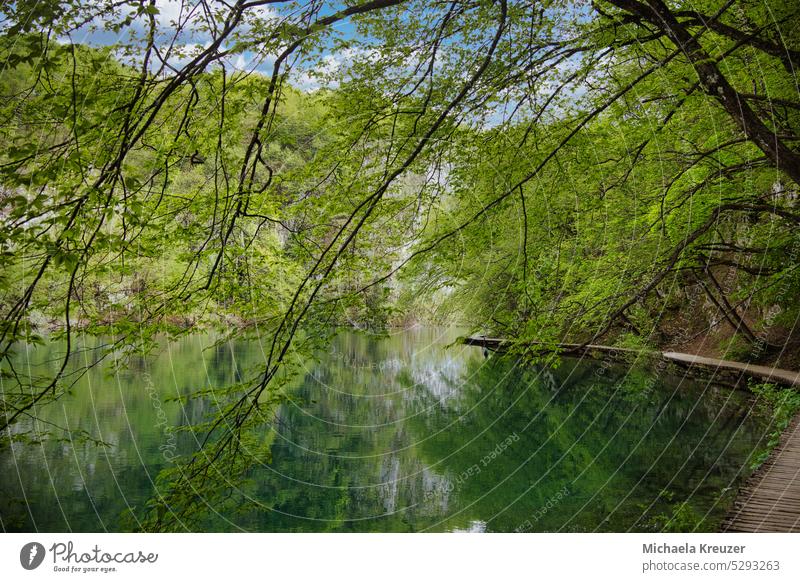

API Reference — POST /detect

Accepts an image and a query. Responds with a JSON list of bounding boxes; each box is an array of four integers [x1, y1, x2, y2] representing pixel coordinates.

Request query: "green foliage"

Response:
[[648, 493, 711, 533], [749, 382, 800, 470], [1, 0, 799, 530]]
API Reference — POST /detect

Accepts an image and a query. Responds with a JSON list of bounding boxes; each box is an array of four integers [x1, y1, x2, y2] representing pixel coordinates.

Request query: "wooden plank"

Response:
[[461, 337, 800, 387], [663, 352, 800, 387], [723, 414, 800, 532]]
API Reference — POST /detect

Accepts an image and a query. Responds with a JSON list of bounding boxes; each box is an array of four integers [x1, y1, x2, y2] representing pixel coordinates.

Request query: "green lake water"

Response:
[[0, 327, 773, 532]]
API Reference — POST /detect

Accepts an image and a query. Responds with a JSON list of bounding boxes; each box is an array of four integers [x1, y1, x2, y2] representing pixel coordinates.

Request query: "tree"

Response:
[[1, 0, 798, 529]]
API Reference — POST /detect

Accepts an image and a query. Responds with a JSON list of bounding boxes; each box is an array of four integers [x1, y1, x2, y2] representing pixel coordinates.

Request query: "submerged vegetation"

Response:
[[1, 0, 799, 530]]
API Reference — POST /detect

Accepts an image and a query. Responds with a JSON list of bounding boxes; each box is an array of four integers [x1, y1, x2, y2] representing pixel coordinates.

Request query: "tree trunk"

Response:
[[604, 0, 800, 186]]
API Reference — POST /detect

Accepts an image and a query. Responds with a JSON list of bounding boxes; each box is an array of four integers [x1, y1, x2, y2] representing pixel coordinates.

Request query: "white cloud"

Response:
[[292, 46, 380, 92], [154, 0, 185, 26]]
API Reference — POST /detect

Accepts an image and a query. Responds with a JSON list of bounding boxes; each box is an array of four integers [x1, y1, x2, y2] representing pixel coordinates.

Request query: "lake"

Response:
[[0, 327, 773, 532]]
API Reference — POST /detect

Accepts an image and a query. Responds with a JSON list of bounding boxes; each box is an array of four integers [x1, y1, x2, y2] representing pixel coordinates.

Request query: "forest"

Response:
[[1, 0, 799, 531]]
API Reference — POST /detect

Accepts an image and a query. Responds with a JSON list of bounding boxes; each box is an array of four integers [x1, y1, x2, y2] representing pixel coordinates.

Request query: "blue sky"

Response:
[[9, 1, 371, 89]]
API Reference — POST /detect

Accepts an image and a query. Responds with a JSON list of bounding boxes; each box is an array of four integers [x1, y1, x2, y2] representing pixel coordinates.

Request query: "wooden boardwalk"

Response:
[[723, 413, 800, 532], [462, 336, 800, 387], [663, 352, 800, 388]]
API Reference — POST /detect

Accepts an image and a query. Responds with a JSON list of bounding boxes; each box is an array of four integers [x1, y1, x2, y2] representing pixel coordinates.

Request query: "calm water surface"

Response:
[[0, 328, 772, 532]]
